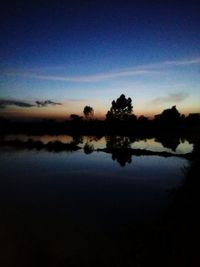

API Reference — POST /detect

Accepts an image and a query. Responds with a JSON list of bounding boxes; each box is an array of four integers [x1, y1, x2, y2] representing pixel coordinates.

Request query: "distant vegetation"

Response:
[[0, 94, 200, 135]]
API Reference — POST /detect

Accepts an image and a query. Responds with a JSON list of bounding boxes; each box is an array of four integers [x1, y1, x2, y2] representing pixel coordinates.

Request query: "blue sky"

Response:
[[0, 0, 200, 119]]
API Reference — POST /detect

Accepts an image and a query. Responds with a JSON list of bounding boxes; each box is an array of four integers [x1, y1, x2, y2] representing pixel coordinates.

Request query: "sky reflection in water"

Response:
[[0, 139, 189, 224], [3, 134, 193, 153]]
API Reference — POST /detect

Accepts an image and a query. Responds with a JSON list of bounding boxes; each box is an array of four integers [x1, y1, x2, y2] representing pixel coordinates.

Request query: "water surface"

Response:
[[0, 135, 191, 224]]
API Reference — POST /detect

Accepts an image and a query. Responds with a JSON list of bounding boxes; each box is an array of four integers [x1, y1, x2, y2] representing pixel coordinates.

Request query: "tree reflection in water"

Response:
[[83, 142, 94, 154], [155, 135, 180, 152], [106, 136, 135, 167]]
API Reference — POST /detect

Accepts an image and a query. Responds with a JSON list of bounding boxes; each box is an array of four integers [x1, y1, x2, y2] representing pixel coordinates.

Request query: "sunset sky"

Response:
[[0, 0, 200, 120]]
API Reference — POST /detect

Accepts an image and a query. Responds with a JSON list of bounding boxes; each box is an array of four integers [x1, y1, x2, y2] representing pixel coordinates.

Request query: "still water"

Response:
[[0, 135, 191, 224], [0, 135, 193, 265]]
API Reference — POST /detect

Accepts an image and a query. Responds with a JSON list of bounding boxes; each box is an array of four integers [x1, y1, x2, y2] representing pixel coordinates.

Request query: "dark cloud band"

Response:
[[0, 99, 62, 109], [0, 99, 35, 109], [35, 100, 62, 107]]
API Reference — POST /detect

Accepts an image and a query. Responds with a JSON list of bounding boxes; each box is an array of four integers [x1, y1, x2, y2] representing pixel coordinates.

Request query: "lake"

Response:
[[0, 135, 193, 266]]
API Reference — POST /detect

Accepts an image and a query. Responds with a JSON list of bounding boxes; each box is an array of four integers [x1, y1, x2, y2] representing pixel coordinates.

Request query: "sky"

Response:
[[0, 0, 200, 120]]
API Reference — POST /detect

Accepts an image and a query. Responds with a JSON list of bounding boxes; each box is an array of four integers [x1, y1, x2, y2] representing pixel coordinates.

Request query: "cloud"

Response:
[[0, 99, 35, 109], [0, 99, 62, 109], [163, 57, 200, 66], [151, 93, 189, 105], [122, 57, 200, 71], [17, 69, 158, 83], [2, 56, 200, 83], [35, 100, 62, 107]]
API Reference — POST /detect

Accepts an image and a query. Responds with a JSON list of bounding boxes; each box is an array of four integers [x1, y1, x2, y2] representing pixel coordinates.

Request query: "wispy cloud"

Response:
[[35, 100, 62, 107], [16, 69, 158, 83], [0, 99, 62, 109], [151, 92, 189, 105], [0, 99, 35, 109], [163, 57, 200, 66], [2, 56, 200, 83], [122, 57, 200, 71]]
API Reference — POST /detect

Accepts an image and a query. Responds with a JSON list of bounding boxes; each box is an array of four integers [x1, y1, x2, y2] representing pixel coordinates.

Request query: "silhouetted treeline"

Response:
[[0, 115, 199, 136], [0, 100, 200, 136]]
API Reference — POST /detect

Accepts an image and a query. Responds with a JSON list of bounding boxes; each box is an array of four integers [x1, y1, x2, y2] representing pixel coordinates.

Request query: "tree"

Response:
[[83, 106, 94, 120], [138, 115, 149, 122], [155, 106, 181, 124], [106, 94, 133, 121], [70, 114, 83, 121]]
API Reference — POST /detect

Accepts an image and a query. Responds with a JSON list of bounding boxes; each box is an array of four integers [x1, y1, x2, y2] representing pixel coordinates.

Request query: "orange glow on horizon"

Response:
[[1, 105, 199, 121], [0, 96, 199, 121]]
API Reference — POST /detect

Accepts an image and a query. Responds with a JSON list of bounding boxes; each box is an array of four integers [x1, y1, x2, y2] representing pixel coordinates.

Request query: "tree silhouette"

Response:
[[186, 113, 200, 126], [106, 94, 133, 121], [155, 106, 181, 124], [138, 115, 149, 123], [70, 114, 83, 121], [83, 106, 94, 120]]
